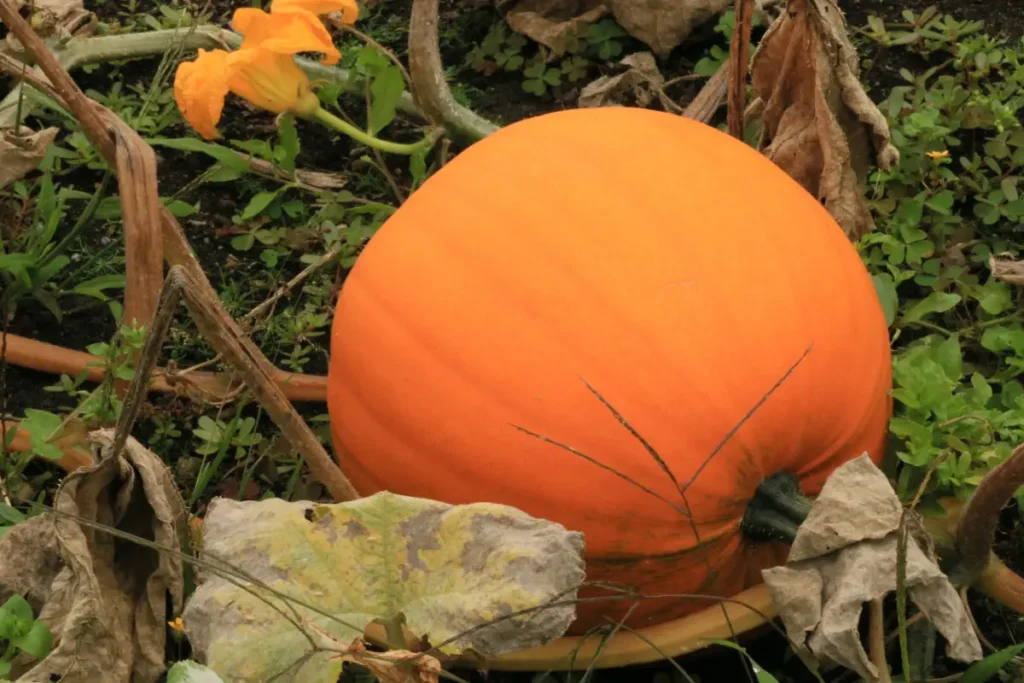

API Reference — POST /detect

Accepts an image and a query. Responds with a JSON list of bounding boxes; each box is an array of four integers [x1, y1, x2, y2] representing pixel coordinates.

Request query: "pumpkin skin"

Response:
[[327, 106, 892, 632]]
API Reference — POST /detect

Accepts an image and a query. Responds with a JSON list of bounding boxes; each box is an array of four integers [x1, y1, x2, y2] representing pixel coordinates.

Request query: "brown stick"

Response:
[[727, 0, 755, 138], [2, 419, 94, 472], [113, 116, 163, 331], [869, 598, 892, 683], [4, 334, 328, 402]]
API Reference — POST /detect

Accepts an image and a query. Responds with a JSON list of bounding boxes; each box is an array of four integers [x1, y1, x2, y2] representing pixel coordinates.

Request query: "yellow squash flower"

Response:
[[174, 0, 354, 138], [174, 47, 319, 139]]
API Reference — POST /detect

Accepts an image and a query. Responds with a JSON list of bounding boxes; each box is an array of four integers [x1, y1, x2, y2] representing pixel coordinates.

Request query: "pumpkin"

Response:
[[327, 106, 893, 633]]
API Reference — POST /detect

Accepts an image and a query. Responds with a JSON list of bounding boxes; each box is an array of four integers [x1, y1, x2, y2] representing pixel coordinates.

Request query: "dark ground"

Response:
[[4, 0, 1024, 681]]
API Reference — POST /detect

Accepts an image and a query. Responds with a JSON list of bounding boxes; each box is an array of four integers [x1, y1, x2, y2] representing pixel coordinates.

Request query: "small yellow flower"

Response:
[[168, 616, 184, 633], [926, 150, 950, 160]]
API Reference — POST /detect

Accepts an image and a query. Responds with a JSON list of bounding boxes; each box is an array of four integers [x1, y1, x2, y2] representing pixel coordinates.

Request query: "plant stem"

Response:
[[310, 107, 441, 155]]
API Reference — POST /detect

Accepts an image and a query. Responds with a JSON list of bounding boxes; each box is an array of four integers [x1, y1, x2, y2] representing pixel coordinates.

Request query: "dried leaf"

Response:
[[0, 126, 58, 190], [748, 0, 900, 238], [990, 254, 1024, 286], [762, 455, 982, 679], [608, 0, 731, 56], [312, 634, 441, 683], [506, 0, 608, 56], [578, 51, 672, 108], [0, 429, 185, 683], [6, 0, 95, 47], [182, 493, 585, 683]]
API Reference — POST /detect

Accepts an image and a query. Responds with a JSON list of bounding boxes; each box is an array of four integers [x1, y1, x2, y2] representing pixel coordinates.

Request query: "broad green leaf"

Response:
[[960, 641, 1024, 683], [872, 274, 898, 326], [182, 493, 585, 683], [275, 115, 300, 173], [368, 66, 404, 134], [167, 661, 227, 683], [901, 292, 961, 322], [0, 595, 35, 640]]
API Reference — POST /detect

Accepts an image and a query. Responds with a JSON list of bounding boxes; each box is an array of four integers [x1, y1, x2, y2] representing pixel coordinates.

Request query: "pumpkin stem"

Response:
[[740, 472, 814, 543]]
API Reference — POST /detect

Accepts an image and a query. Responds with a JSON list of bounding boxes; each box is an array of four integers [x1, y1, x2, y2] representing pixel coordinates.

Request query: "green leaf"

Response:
[[167, 661, 228, 683], [148, 137, 249, 172], [872, 274, 898, 326], [182, 493, 585, 682], [925, 190, 955, 214], [165, 199, 198, 217], [981, 326, 1024, 355], [901, 292, 961, 322], [933, 334, 963, 381], [0, 504, 26, 526], [975, 279, 1012, 315], [238, 190, 280, 222], [368, 66, 404, 135], [0, 595, 35, 640], [12, 619, 52, 659], [960, 642, 1024, 683], [275, 115, 300, 173], [72, 274, 126, 301], [231, 233, 255, 251]]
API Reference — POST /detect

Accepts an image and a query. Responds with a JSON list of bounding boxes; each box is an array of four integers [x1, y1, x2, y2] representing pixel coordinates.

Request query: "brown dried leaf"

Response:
[[505, 0, 608, 56], [748, 0, 899, 238], [762, 455, 982, 679], [990, 253, 1024, 286], [323, 636, 441, 683], [578, 51, 670, 108], [0, 126, 58, 189], [608, 0, 731, 56], [0, 429, 185, 683], [6, 0, 95, 46]]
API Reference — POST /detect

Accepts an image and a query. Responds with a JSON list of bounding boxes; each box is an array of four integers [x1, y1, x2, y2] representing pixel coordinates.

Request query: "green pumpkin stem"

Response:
[[740, 472, 814, 544]]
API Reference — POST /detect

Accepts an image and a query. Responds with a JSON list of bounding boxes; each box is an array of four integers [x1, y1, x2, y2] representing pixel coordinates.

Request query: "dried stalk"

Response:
[[682, 60, 729, 124], [3, 334, 328, 403], [727, 0, 755, 138]]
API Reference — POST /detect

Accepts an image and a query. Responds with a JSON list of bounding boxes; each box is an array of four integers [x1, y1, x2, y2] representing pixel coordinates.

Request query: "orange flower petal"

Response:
[[232, 6, 341, 65], [271, 0, 359, 24], [173, 48, 233, 140], [227, 48, 319, 115]]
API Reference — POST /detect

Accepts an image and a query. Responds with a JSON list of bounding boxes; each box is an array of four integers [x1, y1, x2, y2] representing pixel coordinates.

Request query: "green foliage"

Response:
[[0, 594, 52, 676], [693, 10, 762, 77], [855, 13, 1024, 506]]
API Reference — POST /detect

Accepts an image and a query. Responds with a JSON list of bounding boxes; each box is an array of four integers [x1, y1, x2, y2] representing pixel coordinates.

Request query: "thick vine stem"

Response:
[[956, 443, 1024, 574], [408, 0, 499, 144]]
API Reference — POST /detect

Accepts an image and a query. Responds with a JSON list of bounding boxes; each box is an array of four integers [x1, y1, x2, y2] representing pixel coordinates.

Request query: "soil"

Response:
[[4, 0, 1024, 680]]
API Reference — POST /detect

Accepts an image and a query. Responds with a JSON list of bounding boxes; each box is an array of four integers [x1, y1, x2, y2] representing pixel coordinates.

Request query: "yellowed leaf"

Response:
[[182, 493, 585, 683]]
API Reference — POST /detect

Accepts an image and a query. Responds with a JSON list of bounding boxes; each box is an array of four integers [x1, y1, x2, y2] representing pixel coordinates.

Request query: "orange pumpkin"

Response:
[[327, 106, 892, 633]]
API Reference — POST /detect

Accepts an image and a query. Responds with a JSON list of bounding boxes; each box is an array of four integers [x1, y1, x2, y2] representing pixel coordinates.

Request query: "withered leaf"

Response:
[[990, 253, 1024, 286], [578, 51, 672, 108], [0, 429, 185, 683], [748, 0, 900, 239], [506, 0, 608, 57], [608, 0, 731, 56], [0, 126, 59, 190], [762, 455, 982, 680]]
